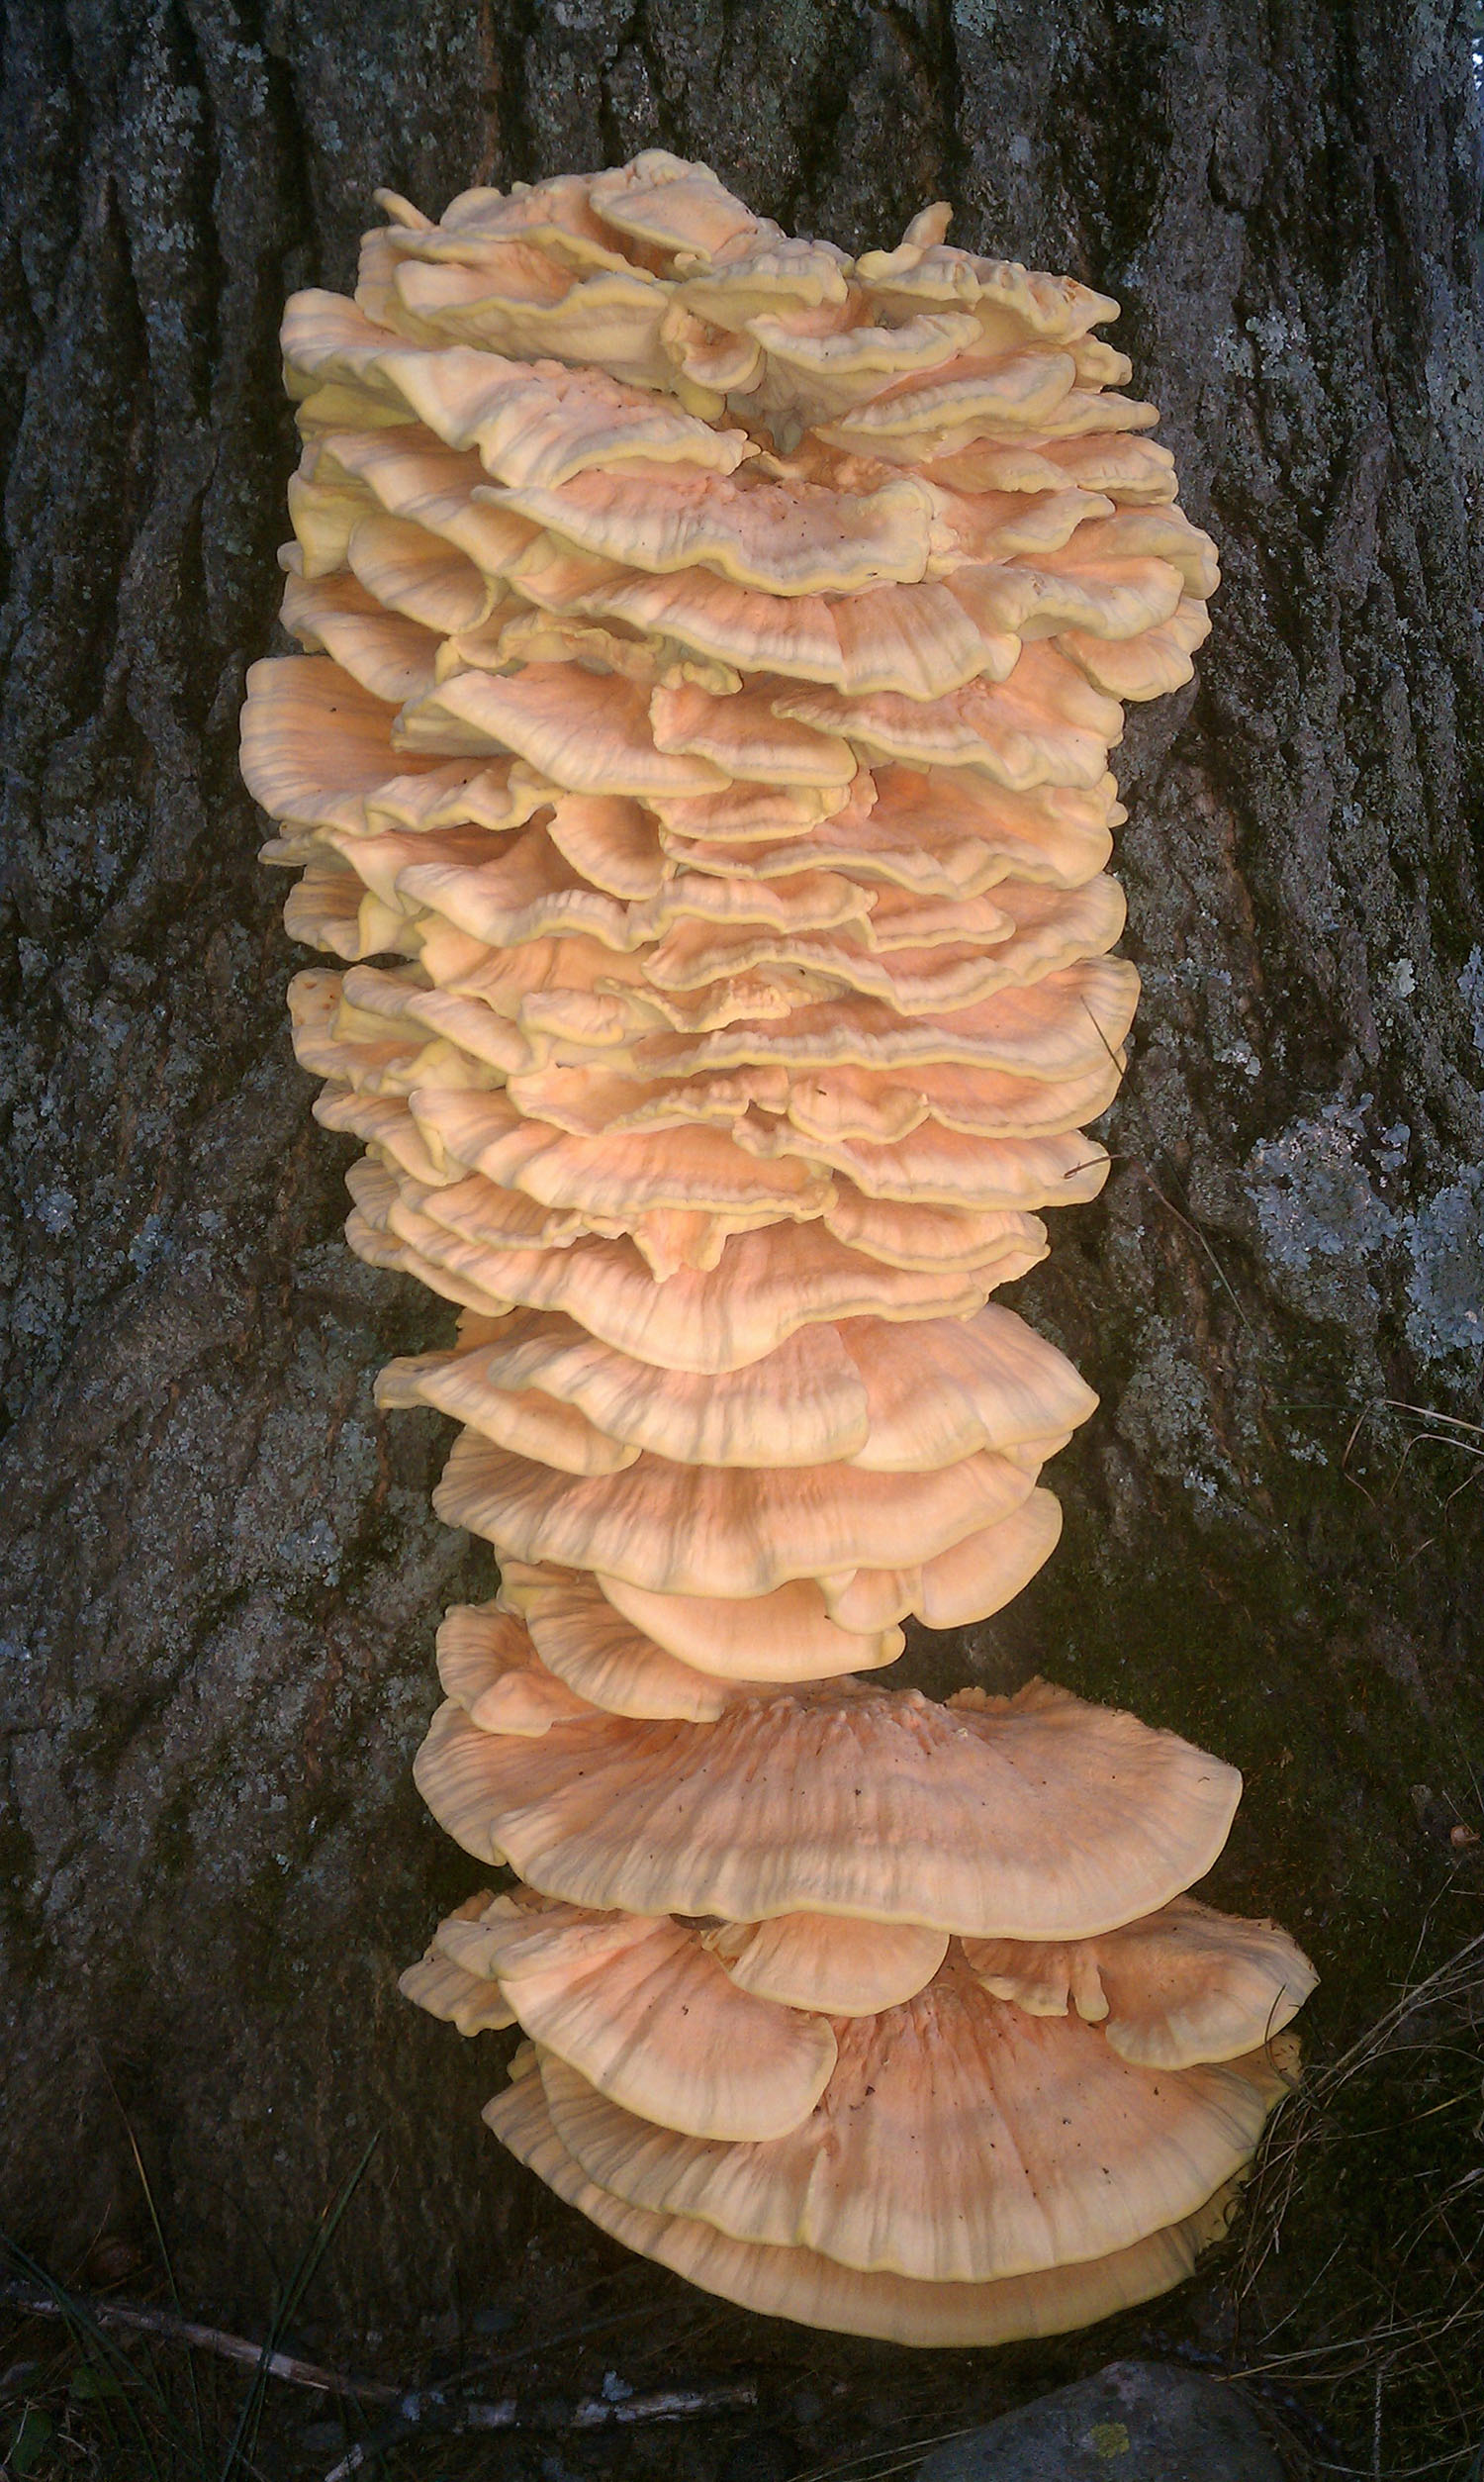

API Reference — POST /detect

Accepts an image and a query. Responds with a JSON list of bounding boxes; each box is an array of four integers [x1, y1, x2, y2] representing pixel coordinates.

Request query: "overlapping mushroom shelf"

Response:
[[401, 1613, 1312, 2340], [243, 148, 1310, 2341]]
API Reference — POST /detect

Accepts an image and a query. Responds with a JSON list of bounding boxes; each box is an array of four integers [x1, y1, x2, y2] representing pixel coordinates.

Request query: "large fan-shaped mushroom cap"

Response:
[[382, 1308, 874, 1468], [414, 1663, 1242, 1938], [487, 467, 943, 597], [242, 653, 537, 840], [408, 1088, 836, 1237], [486, 2061, 1246, 2346], [533, 1956, 1294, 2280], [361, 1213, 1004, 1371], [594, 1485, 1064, 1653], [648, 959, 1139, 1085], [432, 1427, 1041, 1598]]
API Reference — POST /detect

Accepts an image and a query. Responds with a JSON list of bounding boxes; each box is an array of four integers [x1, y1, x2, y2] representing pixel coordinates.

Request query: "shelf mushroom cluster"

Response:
[[242, 150, 1314, 2343]]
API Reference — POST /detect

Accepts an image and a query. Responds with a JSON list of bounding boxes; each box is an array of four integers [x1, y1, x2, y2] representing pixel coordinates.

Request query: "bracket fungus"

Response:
[[244, 151, 1312, 2343]]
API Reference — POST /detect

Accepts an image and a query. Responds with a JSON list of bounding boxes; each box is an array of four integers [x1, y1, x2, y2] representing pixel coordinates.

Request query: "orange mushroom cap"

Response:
[[531, 1955, 1294, 2282], [963, 1895, 1319, 2069], [415, 1655, 1241, 1939], [430, 1888, 838, 2142], [486, 2061, 1249, 2346]]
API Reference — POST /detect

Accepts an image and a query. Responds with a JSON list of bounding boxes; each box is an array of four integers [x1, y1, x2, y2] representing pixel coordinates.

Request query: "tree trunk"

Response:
[[2, 0, 1481, 2385]]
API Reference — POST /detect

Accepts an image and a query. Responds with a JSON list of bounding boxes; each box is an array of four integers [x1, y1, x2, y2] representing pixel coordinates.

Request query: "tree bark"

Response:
[[2, 0, 1481, 2362]]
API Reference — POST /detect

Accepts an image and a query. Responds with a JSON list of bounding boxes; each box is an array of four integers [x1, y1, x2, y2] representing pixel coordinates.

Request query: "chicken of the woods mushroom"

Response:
[[242, 150, 1314, 2344]]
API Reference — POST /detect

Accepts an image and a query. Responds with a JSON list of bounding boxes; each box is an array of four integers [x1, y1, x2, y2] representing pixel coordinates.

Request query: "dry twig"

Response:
[[0, 2278, 400, 2403], [320, 2380, 759, 2478]]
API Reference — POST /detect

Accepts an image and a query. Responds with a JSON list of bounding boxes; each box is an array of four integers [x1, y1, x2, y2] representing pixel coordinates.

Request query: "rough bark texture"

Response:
[[2, 0, 1481, 2390]]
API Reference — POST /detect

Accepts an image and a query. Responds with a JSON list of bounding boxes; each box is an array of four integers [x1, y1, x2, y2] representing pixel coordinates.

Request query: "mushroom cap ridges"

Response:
[[431, 1427, 1044, 1598], [409, 1882, 1305, 2068], [701, 1913, 950, 2019], [414, 1646, 1242, 1939], [963, 1895, 1319, 2069], [434, 1890, 839, 2141], [381, 1301, 1093, 1472], [485, 2061, 1251, 2347], [532, 1957, 1293, 2283], [407, 1883, 1298, 2320]]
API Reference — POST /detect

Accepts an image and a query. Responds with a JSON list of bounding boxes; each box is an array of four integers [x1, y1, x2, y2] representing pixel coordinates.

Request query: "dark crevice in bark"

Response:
[[488, 0, 540, 187], [786, 13, 871, 238], [924, 0, 971, 213], [628, 1, 685, 156]]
